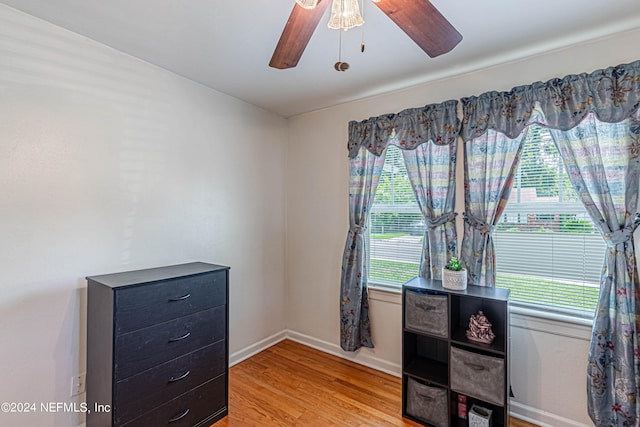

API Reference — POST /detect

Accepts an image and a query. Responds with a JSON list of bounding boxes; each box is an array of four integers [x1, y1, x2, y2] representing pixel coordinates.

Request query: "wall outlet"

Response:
[[71, 373, 86, 397]]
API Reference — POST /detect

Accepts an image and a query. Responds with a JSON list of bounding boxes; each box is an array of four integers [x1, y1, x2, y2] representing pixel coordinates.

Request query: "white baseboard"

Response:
[[229, 330, 288, 367], [228, 329, 401, 377], [285, 329, 402, 378], [510, 400, 593, 427]]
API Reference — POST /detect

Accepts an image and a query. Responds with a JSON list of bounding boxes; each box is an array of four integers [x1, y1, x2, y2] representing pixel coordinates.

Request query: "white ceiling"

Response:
[[2, 0, 640, 117]]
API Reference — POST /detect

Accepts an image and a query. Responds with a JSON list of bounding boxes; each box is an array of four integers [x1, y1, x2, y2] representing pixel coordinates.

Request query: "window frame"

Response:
[[367, 144, 423, 288], [366, 133, 600, 323], [492, 127, 601, 319]]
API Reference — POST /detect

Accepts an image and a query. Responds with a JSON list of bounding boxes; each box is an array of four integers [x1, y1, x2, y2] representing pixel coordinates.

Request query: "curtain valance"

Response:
[[347, 99, 459, 158], [461, 60, 640, 142]]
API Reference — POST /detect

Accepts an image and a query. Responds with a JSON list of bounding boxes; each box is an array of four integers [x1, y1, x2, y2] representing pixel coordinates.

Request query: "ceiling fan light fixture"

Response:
[[328, 0, 364, 31], [294, 0, 320, 9]]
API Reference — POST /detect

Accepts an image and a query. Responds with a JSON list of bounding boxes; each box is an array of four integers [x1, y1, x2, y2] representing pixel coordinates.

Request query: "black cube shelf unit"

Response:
[[402, 277, 510, 427]]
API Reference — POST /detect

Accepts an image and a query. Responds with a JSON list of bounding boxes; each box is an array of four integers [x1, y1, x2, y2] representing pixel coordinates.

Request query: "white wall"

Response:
[[286, 28, 640, 427], [0, 4, 287, 427]]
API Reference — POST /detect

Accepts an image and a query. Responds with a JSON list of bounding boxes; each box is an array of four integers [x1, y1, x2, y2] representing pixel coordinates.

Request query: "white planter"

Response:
[[442, 267, 467, 290]]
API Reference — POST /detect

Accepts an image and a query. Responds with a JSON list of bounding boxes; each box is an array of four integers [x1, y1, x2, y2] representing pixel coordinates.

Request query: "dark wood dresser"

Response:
[[86, 262, 229, 427]]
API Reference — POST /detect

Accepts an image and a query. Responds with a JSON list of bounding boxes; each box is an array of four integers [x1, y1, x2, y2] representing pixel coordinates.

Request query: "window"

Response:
[[369, 145, 422, 286], [493, 125, 604, 317], [369, 130, 604, 318]]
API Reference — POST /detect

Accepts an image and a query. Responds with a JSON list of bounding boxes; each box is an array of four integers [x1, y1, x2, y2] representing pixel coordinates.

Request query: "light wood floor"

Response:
[[214, 339, 538, 427]]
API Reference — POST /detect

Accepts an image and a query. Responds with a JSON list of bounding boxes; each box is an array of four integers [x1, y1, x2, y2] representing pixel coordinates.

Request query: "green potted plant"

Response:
[[442, 257, 467, 290]]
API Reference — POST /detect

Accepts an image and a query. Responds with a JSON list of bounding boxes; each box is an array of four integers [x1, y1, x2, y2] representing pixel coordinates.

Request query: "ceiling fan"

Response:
[[269, 0, 463, 70]]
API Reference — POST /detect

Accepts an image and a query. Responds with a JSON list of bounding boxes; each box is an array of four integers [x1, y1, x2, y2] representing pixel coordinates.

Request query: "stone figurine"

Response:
[[466, 311, 495, 344]]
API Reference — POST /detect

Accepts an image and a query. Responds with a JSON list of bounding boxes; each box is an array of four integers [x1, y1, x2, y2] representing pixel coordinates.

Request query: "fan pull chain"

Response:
[[339, 21, 342, 59], [360, 0, 366, 52], [334, 0, 349, 71]]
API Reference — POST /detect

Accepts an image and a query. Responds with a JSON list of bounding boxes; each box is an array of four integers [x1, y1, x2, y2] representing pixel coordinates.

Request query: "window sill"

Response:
[[509, 304, 593, 327], [510, 305, 592, 340], [368, 283, 402, 305], [367, 282, 593, 340]]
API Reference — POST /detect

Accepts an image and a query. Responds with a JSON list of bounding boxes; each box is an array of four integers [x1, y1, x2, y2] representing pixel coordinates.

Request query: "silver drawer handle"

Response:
[[169, 293, 191, 302], [168, 332, 191, 342], [464, 362, 486, 371], [415, 302, 438, 311], [168, 370, 191, 383], [168, 408, 190, 423]]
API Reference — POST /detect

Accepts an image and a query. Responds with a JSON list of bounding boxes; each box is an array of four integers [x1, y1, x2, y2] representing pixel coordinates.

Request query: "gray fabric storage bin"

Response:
[[405, 290, 448, 338], [450, 347, 505, 406], [406, 378, 449, 427]]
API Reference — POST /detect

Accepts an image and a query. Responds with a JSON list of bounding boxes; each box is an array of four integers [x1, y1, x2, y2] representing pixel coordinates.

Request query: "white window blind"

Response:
[[369, 145, 422, 286], [493, 125, 604, 317]]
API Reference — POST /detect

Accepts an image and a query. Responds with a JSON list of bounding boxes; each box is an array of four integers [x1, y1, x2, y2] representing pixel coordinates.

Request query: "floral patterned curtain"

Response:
[[548, 111, 640, 427], [340, 147, 386, 351], [341, 100, 459, 351], [460, 61, 640, 142], [402, 141, 458, 280], [461, 60, 640, 426], [459, 129, 525, 286], [347, 100, 459, 158]]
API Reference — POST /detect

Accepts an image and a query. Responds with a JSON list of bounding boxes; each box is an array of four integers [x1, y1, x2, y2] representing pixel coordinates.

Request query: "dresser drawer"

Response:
[[405, 290, 448, 338], [121, 375, 227, 427], [115, 340, 225, 424], [115, 305, 225, 379], [450, 347, 504, 406], [115, 270, 226, 334]]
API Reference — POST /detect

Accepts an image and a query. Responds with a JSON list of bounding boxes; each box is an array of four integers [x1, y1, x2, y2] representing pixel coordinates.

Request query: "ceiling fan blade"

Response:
[[373, 0, 462, 58], [269, 0, 330, 69]]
